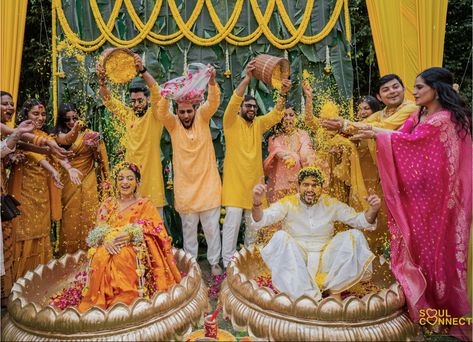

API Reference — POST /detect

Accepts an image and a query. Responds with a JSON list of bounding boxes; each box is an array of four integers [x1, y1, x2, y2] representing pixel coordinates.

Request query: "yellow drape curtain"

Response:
[[365, 0, 448, 99], [0, 0, 28, 127]]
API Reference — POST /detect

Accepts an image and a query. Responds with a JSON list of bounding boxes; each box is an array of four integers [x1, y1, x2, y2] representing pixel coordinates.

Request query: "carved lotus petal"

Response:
[[316, 297, 343, 320], [344, 297, 366, 320], [367, 294, 385, 318], [384, 289, 400, 313], [80, 308, 106, 330], [254, 287, 273, 309], [19, 303, 37, 327], [131, 298, 152, 319], [36, 306, 57, 330], [56, 308, 81, 331], [271, 293, 293, 314], [153, 291, 171, 312], [170, 284, 187, 305], [294, 295, 318, 319], [107, 303, 131, 325]]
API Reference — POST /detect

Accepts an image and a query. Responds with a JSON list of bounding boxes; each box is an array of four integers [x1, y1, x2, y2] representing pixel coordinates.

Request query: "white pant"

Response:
[[180, 207, 221, 266], [221, 207, 253, 267]]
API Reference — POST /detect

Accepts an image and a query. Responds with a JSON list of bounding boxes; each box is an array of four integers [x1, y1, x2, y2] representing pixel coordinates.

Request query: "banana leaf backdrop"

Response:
[[55, 0, 353, 247]]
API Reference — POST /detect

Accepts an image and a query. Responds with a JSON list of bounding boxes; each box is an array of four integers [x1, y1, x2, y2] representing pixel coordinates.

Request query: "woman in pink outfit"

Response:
[[263, 104, 315, 204], [355, 67, 471, 337]]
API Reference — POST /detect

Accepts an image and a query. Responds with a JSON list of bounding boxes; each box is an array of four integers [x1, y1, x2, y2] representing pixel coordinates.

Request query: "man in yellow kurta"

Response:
[[320, 74, 418, 285], [221, 59, 291, 268], [97, 54, 165, 215], [157, 66, 223, 275]]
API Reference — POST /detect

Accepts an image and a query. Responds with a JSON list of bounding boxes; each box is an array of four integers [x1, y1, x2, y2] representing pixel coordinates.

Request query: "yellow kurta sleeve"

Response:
[[149, 83, 162, 121], [102, 96, 134, 123], [259, 106, 285, 133], [363, 102, 418, 130], [156, 98, 177, 132], [223, 92, 244, 129], [199, 84, 221, 122]]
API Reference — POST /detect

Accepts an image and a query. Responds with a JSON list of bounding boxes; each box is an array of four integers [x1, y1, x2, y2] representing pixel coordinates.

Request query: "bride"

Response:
[[78, 162, 181, 312]]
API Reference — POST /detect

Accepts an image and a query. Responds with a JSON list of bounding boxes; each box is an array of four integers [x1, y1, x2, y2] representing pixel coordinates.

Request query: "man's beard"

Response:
[[300, 193, 319, 206], [134, 104, 149, 117]]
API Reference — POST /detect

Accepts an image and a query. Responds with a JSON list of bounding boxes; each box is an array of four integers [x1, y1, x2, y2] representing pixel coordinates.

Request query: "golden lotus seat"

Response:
[[220, 247, 420, 341], [2, 249, 209, 341]]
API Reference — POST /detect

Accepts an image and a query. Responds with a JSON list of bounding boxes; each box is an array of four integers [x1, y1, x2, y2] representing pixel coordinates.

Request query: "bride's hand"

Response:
[[104, 239, 122, 255], [113, 232, 130, 247]]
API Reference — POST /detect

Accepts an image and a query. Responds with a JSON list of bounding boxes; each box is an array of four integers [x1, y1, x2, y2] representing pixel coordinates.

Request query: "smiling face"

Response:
[[282, 107, 296, 132], [357, 101, 374, 119], [240, 99, 258, 122], [116, 168, 138, 198], [130, 91, 149, 117], [176, 102, 196, 129], [413, 76, 437, 107], [1, 94, 15, 124], [65, 110, 78, 130], [376, 79, 405, 108], [298, 176, 322, 206], [27, 104, 47, 129]]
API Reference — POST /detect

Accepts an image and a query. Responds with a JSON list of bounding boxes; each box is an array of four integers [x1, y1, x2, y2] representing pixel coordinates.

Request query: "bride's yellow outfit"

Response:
[[78, 197, 181, 312]]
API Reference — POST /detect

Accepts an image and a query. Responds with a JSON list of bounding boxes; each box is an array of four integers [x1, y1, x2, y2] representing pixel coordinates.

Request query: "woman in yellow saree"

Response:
[[53, 103, 110, 255], [79, 162, 181, 312]]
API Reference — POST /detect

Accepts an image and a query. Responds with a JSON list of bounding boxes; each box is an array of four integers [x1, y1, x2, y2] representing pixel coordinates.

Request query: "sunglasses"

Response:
[[244, 103, 258, 110]]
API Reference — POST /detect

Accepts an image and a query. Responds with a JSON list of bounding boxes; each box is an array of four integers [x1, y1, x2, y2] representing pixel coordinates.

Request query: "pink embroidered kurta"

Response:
[[263, 129, 315, 203], [377, 110, 471, 323]]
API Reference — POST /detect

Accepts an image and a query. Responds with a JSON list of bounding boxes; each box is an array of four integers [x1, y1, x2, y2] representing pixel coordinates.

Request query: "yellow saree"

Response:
[[59, 130, 109, 255], [8, 130, 60, 280]]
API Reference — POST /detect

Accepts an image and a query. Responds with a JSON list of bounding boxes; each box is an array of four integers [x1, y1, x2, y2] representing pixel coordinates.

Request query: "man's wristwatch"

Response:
[[139, 66, 147, 74]]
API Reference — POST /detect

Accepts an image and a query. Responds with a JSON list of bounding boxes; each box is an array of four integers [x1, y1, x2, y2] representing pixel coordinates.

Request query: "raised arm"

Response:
[[96, 60, 133, 123], [223, 60, 255, 128], [199, 66, 221, 122], [302, 80, 320, 132], [259, 79, 292, 133], [251, 177, 288, 228], [55, 120, 82, 145], [156, 98, 177, 131]]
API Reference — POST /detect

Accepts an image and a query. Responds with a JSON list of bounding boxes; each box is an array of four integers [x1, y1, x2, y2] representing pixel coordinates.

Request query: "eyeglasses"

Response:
[[178, 109, 194, 115], [131, 98, 146, 105], [244, 103, 258, 110]]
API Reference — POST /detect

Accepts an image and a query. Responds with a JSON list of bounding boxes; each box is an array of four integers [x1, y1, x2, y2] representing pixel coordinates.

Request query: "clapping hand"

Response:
[[319, 118, 344, 131]]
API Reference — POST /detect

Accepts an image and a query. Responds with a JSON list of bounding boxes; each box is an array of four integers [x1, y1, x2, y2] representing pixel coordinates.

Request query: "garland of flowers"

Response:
[[53, 0, 350, 51]]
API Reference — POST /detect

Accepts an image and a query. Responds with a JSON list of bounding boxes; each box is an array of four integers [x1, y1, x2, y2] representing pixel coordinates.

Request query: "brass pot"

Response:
[[101, 47, 137, 84], [2, 249, 210, 341], [220, 247, 420, 341]]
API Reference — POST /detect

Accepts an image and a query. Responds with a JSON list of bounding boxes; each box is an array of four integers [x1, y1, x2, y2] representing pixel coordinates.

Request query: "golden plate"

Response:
[[103, 48, 137, 84]]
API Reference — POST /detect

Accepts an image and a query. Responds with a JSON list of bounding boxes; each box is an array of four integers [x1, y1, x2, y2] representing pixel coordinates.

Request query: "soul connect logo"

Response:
[[419, 309, 472, 326]]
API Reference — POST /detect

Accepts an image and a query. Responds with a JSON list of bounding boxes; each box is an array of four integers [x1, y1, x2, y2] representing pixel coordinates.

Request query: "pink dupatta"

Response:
[[377, 110, 471, 323]]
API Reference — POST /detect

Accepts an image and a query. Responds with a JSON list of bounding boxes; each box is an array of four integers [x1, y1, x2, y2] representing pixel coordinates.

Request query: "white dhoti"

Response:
[[261, 229, 374, 300]]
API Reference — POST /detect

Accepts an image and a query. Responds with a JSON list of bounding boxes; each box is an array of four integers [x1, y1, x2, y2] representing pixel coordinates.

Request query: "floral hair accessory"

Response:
[[159, 63, 211, 105], [297, 166, 324, 185]]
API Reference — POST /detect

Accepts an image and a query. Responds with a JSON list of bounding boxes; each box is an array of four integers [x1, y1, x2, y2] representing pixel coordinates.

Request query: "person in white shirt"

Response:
[[250, 167, 381, 301]]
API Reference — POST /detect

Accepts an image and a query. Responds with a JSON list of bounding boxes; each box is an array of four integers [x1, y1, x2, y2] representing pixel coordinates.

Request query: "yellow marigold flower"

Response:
[[76, 54, 85, 62], [87, 247, 97, 259], [320, 100, 339, 119]]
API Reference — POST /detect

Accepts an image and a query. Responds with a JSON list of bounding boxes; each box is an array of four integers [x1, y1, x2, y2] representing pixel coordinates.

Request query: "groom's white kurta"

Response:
[[249, 194, 376, 300]]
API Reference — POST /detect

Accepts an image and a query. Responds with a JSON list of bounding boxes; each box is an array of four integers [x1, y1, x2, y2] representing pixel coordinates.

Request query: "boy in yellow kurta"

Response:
[[221, 59, 291, 267], [97, 54, 165, 215], [157, 67, 223, 275], [320, 74, 418, 286]]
